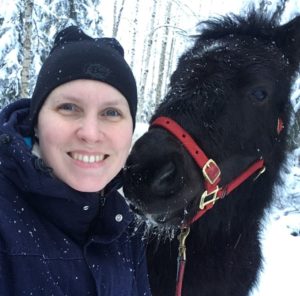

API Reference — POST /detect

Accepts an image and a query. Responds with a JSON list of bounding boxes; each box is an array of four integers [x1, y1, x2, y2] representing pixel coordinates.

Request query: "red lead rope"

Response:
[[151, 116, 267, 296], [175, 227, 190, 296]]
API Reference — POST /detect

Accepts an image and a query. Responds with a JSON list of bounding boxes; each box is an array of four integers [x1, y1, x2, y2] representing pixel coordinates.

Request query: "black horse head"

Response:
[[124, 10, 300, 230]]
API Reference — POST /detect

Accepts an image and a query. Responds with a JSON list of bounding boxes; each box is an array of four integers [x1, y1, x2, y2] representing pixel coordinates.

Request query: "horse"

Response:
[[123, 9, 300, 296]]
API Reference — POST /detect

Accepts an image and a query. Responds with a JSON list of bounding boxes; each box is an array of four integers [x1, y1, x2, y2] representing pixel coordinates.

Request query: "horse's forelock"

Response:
[[195, 9, 279, 45]]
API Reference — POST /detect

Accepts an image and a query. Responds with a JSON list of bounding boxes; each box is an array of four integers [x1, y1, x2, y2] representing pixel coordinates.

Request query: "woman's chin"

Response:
[[65, 179, 106, 192]]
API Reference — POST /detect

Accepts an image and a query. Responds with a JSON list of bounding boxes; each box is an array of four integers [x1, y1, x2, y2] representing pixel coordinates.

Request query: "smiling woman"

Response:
[[37, 80, 133, 192], [0, 26, 151, 295]]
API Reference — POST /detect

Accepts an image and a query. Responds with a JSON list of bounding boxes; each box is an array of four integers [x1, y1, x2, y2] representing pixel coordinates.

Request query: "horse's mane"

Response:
[[194, 9, 280, 43]]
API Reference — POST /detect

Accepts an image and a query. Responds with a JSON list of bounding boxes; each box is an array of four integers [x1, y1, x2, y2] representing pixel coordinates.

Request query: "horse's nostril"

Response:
[[151, 161, 177, 194]]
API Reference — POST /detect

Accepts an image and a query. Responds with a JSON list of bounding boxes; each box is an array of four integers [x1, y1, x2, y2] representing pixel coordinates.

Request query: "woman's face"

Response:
[[37, 79, 133, 192]]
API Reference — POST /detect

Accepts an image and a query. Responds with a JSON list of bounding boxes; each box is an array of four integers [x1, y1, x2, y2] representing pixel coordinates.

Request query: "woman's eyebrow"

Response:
[[53, 95, 81, 103], [100, 100, 125, 107], [54, 95, 126, 107]]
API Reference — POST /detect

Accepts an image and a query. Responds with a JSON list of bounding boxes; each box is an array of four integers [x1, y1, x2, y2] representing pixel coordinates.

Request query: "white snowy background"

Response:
[[0, 0, 300, 295]]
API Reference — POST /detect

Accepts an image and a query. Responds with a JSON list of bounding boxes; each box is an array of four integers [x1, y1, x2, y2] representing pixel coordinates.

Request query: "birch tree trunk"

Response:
[[138, 0, 158, 111], [166, 37, 175, 89], [113, 0, 126, 37], [69, 0, 78, 25], [20, 0, 33, 98], [166, 2, 183, 90], [155, 1, 172, 106], [129, 0, 140, 68]]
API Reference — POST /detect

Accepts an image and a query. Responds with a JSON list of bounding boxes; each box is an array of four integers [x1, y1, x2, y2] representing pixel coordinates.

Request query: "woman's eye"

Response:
[[103, 108, 121, 117], [57, 103, 80, 113]]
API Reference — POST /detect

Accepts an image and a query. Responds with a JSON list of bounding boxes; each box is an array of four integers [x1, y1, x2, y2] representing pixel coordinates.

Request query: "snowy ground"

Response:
[[250, 148, 300, 296], [250, 206, 300, 296], [133, 123, 300, 296]]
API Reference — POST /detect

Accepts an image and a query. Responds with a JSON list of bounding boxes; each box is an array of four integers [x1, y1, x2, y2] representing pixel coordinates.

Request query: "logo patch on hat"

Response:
[[84, 64, 111, 80]]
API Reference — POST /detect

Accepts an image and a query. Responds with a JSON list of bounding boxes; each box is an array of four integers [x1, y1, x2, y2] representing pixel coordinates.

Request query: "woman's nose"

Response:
[[76, 117, 104, 143]]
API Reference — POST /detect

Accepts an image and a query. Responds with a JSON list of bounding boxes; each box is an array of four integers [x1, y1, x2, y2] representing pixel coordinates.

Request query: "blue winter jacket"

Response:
[[0, 99, 151, 296]]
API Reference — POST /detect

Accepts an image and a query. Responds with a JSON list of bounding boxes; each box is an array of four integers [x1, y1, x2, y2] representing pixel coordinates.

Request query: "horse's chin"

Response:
[[130, 204, 185, 229], [147, 213, 184, 227]]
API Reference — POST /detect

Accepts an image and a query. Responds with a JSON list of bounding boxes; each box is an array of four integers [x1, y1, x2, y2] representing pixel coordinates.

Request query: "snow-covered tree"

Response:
[[0, 1, 23, 107], [0, 0, 104, 108]]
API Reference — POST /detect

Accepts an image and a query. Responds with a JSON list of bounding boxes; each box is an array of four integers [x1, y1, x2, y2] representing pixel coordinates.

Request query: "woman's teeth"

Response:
[[71, 153, 106, 163]]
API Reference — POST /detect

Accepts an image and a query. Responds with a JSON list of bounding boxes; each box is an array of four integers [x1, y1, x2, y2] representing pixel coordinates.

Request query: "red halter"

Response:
[[151, 116, 266, 224], [150, 116, 271, 296]]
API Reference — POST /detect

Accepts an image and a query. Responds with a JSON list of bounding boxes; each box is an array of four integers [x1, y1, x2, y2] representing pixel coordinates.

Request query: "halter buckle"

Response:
[[199, 186, 220, 210], [253, 166, 266, 181], [177, 227, 190, 260], [202, 159, 221, 184]]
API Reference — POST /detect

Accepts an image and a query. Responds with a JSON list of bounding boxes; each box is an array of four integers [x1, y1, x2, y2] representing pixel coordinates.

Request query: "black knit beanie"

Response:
[[29, 26, 137, 131]]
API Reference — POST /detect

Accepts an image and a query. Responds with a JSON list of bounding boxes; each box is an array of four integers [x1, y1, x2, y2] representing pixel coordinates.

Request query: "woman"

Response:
[[0, 26, 151, 295]]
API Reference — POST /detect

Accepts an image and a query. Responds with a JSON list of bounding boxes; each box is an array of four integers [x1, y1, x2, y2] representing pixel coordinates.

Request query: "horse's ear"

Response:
[[275, 16, 300, 69]]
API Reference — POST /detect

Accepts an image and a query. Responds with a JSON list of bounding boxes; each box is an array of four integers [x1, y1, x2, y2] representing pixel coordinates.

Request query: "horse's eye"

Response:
[[250, 88, 268, 102]]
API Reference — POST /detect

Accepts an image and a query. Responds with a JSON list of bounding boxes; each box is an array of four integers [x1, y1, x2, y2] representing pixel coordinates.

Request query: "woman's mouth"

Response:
[[68, 152, 109, 163]]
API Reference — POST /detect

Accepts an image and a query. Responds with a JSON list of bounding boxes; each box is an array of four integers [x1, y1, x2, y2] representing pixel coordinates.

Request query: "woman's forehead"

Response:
[[46, 80, 128, 106]]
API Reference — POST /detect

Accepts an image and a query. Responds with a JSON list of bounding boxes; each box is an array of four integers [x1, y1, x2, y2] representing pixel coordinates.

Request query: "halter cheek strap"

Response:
[[152, 117, 221, 193], [277, 118, 284, 134]]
